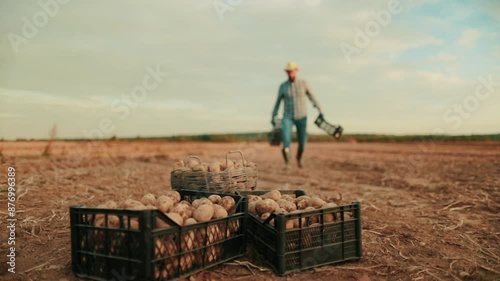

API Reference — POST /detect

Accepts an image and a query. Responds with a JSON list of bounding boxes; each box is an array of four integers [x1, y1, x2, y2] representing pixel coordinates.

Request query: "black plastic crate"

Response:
[[314, 114, 343, 139], [239, 190, 362, 275], [268, 119, 282, 146], [70, 190, 247, 281]]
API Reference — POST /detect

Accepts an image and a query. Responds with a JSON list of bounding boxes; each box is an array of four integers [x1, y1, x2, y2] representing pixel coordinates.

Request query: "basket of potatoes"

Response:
[[70, 190, 246, 281], [171, 150, 258, 193], [238, 189, 362, 276]]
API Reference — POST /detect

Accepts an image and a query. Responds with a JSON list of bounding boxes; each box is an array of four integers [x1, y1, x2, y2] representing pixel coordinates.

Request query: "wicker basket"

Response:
[[171, 150, 258, 193]]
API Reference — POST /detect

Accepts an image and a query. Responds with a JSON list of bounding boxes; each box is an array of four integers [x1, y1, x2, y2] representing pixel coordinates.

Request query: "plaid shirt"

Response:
[[272, 78, 321, 120]]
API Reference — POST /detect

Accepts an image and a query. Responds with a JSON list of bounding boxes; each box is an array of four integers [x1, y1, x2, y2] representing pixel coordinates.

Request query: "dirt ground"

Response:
[[0, 140, 499, 281]]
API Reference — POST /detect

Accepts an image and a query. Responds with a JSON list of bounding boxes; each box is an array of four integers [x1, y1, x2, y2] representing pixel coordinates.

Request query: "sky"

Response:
[[0, 0, 499, 140]]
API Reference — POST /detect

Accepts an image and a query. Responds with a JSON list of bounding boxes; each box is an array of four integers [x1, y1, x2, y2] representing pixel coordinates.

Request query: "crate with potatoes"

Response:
[[170, 150, 258, 193], [70, 190, 246, 281], [238, 190, 362, 276]]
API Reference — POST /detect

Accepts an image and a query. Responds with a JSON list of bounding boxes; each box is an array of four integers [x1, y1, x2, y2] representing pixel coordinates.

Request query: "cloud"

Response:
[[416, 71, 466, 86], [0, 88, 107, 110], [435, 52, 458, 62], [0, 113, 24, 119], [456, 28, 482, 48]]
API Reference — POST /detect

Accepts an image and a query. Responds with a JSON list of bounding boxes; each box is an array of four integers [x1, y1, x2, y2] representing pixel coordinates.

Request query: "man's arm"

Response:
[[271, 86, 283, 123], [305, 80, 322, 113]]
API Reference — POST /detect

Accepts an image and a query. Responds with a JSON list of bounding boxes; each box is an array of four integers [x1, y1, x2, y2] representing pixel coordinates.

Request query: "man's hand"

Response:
[[271, 119, 276, 127]]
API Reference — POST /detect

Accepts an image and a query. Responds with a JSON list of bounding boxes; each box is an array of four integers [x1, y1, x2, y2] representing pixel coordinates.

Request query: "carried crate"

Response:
[[239, 190, 362, 276], [268, 119, 282, 146], [70, 190, 247, 281], [314, 114, 343, 139], [171, 150, 258, 193]]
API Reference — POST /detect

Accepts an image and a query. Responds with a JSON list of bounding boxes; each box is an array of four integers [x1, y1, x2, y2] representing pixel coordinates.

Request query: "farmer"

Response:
[[271, 61, 323, 169]]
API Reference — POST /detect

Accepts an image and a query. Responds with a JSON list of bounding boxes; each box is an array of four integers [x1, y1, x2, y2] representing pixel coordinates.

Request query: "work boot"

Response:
[[282, 148, 292, 170], [297, 149, 304, 168]]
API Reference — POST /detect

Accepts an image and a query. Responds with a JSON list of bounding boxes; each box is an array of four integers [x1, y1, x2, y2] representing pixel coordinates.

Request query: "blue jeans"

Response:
[[282, 116, 307, 151]]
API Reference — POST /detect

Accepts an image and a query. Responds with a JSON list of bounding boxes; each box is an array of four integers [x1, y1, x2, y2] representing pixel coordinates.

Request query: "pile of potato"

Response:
[[171, 157, 259, 192], [248, 190, 339, 229], [89, 191, 242, 279], [173, 158, 257, 173], [93, 190, 237, 228]]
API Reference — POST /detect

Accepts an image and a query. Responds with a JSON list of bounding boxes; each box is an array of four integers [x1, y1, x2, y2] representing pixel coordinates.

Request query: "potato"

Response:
[[130, 218, 139, 230], [156, 195, 174, 213], [296, 199, 309, 210], [186, 158, 200, 169], [208, 195, 222, 204], [322, 202, 338, 208], [227, 220, 240, 236], [290, 210, 306, 228], [192, 198, 213, 209], [169, 204, 190, 221], [178, 200, 191, 207], [184, 218, 197, 225], [261, 190, 281, 201], [193, 204, 214, 222], [155, 217, 171, 229], [141, 193, 156, 206], [155, 238, 167, 257], [192, 164, 207, 172], [260, 212, 271, 221], [130, 205, 148, 210], [164, 190, 181, 203], [277, 199, 296, 212], [206, 224, 222, 244], [234, 161, 243, 169], [176, 201, 194, 218], [180, 252, 196, 271], [166, 212, 183, 225], [173, 160, 185, 170], [181, 230, 195, 251], [260, 213, 274, 226], [208, 162, 221, 173], [122, 199, 143, 209], [295, 195, 310, 204], [255, 199, 279, 216], [205, 244, 222, 264], [322, 202, 337, 223], [220, 196, 236, 212], [308, 197, 327, 209], [104, 200, 118, 209], [212, 204, 228, 219], [248, 201, 258, 216], [274, 208, 287, 215], [247, 195, 262, 203], [107, 215, 120, 228], [304, 207, 319, 225], [221, 160, 235, 171], [281, 194, 294, 202]]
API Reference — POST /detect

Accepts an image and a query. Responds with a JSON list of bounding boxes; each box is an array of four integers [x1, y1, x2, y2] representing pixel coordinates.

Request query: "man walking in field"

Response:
[[271, 62, 323, 170]]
